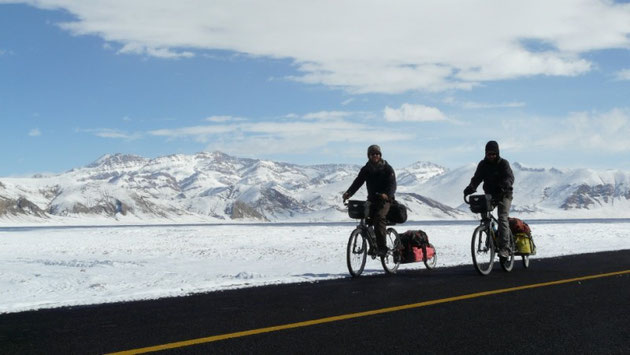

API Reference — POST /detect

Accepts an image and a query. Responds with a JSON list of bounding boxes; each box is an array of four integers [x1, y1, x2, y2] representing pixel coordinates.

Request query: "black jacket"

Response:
[[346, 160, 396, 201], [468, 157, 514, 199]]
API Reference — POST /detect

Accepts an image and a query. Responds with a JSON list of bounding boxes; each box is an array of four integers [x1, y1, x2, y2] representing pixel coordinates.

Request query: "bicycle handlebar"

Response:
[[464, 194, 498, 210]]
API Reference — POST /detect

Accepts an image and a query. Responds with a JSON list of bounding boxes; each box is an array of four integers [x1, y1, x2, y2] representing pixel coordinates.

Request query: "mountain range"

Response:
[[1, 151, 629, 224]]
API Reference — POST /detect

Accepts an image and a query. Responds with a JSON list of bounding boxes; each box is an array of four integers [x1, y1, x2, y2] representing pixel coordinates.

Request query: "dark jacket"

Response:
[[468, 157, 514, 199], [346, 160, 396, 201]]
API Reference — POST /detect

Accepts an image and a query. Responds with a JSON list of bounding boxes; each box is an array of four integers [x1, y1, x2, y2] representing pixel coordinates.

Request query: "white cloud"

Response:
[[341, 98, 354, 106], [148, 111, 413, 155], [0, 48, 14, 56], [543, 109, 630, 152], [302, 111, 353, 121], [384, 104, 447, 122], [28, 128, 41, 137], [79, 128, 141, 140], [204, 115, 245, 123], [498, 109, 630, 153], [118, 42, 194, 59], [12, 0, 630, 93], [462, 101, 526, 109], [149, 125, 235, 142], [444, 97, 526, 109], [614, 69, 630, 81]]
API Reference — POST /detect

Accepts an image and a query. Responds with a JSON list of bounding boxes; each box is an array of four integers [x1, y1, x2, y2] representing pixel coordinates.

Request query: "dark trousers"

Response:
[[370, 200, 391, 250]]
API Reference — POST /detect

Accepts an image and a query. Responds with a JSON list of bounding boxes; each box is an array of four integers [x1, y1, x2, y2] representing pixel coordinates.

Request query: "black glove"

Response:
[[463, 186, 475, 196]]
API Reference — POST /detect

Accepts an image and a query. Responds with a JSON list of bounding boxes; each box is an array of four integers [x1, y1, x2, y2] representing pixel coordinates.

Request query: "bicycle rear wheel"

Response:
[[471, 225, 495, 275], [347, 228, 368, 277], [522, 255, 530, 268], [381, 228, 401, 274], [499, 253, 514, 272], [423, 243, 437, 270]]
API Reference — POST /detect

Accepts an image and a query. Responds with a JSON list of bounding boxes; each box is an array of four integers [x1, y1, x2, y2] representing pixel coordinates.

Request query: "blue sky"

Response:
[[2, 1, 630, 176]]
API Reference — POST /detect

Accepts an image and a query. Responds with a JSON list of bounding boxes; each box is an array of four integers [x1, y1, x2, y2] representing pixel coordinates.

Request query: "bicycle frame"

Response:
[[354, 217, 379, 258], [477, 209, 499, 245]]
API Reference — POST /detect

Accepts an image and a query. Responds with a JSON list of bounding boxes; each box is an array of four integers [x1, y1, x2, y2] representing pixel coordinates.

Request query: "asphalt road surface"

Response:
[[1, 250, 629, 354]]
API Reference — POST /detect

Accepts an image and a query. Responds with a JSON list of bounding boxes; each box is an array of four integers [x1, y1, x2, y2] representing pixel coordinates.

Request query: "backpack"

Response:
[[509, 217, 531, 236], [399, 230, 428, 247], [387, 199, 408, 224]]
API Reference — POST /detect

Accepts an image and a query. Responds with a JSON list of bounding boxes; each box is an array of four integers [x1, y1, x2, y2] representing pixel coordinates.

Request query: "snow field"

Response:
[[1, 221, 629, 313]]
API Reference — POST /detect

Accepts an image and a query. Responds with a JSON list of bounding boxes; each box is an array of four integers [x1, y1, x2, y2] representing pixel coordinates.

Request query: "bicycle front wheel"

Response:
[[500, 234, 515, 272], [347, 228, 368, 277], [381, 228, 401, 274], [471, 225, 495, 276]]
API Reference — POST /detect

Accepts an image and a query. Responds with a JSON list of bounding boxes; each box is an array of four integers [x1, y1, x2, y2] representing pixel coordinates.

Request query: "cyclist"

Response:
[[463, 140, 514, 258], [343, 144, 397, 257]]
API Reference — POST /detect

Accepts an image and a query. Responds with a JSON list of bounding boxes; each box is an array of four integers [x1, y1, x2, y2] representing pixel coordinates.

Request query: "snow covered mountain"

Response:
[[1, 152, 629, 224], [416, 162, 630, 219]]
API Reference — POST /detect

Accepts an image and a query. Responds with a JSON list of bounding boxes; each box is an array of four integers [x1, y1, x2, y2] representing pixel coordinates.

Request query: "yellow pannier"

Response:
[[515, 233, 536, 255]]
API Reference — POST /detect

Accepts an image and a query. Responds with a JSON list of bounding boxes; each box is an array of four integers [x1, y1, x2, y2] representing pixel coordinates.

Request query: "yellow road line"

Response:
[[108, 269, 630, 355]]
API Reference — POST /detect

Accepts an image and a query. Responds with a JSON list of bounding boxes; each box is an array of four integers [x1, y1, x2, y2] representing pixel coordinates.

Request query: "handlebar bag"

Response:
[[469, 194, 492, 213], [347, 200, 370, 219]]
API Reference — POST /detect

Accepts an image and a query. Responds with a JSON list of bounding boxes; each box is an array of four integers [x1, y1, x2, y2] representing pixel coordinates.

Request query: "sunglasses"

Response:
[[486, 152, 497, 157], [370, 152, 381, 156]]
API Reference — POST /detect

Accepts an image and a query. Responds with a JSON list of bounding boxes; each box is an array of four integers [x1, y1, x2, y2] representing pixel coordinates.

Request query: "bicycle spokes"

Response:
[[381, 227, 401, 274], [347, 228, 368, 277], [477, 233, 489, 253], [352, 237, 364, 254], [471, 225, 495, 276]]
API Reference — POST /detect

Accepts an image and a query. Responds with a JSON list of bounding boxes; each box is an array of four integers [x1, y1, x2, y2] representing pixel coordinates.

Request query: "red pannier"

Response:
[[399, 230, 435, 263], [404, 244, 435, 263]]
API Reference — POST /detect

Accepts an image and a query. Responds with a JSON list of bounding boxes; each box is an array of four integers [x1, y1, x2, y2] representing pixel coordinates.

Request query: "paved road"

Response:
[[1, 250, 629, 354]]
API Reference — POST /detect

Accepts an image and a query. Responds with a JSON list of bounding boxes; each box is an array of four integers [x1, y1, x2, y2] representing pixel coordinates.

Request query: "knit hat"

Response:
[[485, 140, 500, 155], [367, 144, 382, 157]]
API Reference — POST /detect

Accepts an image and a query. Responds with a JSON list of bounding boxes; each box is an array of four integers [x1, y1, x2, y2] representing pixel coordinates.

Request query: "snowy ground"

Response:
[[1, 220, 629, 314]]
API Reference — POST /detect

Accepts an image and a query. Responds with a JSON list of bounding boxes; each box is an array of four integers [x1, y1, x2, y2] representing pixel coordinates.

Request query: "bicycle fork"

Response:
[[478, 224, 495, 253]]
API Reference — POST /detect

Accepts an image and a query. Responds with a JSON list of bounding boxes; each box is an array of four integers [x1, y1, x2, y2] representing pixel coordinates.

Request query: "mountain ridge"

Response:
[[1, 151, 629, 224]]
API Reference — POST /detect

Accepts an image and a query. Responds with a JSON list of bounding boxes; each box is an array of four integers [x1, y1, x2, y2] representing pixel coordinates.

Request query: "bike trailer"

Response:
[[509, 217, 537, 255], [399, 230, 435, 263]]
